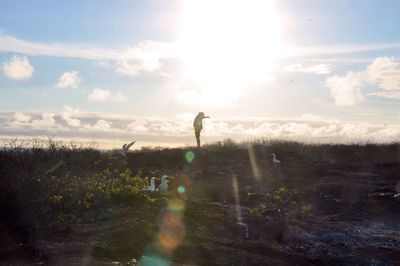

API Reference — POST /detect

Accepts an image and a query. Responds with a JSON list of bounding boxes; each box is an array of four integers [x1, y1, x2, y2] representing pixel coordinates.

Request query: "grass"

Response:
[[0, 136, 399, 243]]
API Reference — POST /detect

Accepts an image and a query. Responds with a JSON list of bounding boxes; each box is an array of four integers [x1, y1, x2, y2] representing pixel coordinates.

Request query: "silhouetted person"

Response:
[[193, 112, 210, 148]]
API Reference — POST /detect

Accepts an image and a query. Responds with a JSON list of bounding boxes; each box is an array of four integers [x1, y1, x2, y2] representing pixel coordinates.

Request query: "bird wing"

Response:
[[126, 141, 136, 150]]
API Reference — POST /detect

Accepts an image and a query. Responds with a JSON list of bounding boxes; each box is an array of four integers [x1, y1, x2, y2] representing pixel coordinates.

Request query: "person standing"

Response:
[[193, 112, 210, 148]]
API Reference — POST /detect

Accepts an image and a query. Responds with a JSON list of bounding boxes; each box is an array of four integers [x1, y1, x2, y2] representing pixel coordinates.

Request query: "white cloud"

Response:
[[290, 43, 400, 57], [324, 57, 400, 105], [2, 32, 400, 61], [93, 60, 112, 68], [365, 57, 400, 90], [61, 106, 81, 127], [14, 112, 31, 123], [30, 113, 67, 131], [9, 112, 32, 128], [2, 55, 33, 80], [10, 112, 66, 131], [115, 41, 175, 76], [88, 88, 127, 102], [0, 33, 176, 77], [324, 71, 365, 106], [126, 119, 149, 133], [55, 71, 81, 89], [284, 63, 333, 75], [115, 59, 161, 76], [368, 91, 400, 100], [83, 119, 114, 132], [175, 113, 195, 122]]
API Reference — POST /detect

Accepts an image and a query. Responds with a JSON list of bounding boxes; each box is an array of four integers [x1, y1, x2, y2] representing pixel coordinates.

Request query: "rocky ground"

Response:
[[1, 144, 399, 265]]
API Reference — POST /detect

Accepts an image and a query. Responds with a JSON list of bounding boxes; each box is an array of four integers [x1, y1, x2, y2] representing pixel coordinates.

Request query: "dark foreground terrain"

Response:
[[0, 140, 399, 265]]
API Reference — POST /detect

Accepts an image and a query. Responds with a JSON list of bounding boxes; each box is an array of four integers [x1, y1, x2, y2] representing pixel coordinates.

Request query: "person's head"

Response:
[[198, 112, 205, 117]]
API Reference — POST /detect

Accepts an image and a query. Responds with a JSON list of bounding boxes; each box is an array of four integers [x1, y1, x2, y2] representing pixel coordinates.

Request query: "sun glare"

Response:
[[178, 0, 284, 106]]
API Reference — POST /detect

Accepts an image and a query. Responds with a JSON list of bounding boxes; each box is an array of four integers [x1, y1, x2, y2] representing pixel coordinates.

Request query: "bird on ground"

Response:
[[142, 177, 158, 192], [159, 175, 169, 195], [271, 153, 281, 164], [121, 141, 136, 157]]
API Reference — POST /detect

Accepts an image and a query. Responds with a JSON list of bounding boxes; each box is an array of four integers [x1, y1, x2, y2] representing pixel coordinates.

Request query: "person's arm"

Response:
[[204, 116, 210, 119]]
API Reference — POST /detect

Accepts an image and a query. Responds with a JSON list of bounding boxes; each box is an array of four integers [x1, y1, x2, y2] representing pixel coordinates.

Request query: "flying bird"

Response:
[[271, 153, 281, 164], [121, 141, 136, 157]]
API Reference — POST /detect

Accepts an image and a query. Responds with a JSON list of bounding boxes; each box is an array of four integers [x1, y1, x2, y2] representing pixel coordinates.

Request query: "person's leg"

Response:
[[195, 129, 201, 147]]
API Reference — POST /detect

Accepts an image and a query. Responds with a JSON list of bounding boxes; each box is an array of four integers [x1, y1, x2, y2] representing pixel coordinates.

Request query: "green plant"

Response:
[[300, 204, 312, 218]]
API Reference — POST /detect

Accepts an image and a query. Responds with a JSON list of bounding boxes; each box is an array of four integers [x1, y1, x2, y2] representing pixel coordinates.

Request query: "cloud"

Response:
[[365, 57, 400, 90], [324, 71, 365, 106], [61, 106, 81, 127], [2, 111, 400, 147], [289, 43, 400, 58], [9, 112, 66, 132], [0, 33, 176, 77], [115, 59, 161, 76], [9, 112, 32, 128], [126, 119, 150, 133], [115, 41, 176, 76], [93, 60, 112, 68], [2, 55, 33, 80], [324, 57, 400, 105], [55, 71, 81, 89], [83, 119, 114, 132], [284, 63, 333, 75], [367, 91, 400, 100], [88, 88, 127, 102]]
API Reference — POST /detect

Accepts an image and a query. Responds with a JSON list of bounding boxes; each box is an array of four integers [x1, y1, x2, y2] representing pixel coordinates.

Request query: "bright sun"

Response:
[[178, 0, 284, 106]]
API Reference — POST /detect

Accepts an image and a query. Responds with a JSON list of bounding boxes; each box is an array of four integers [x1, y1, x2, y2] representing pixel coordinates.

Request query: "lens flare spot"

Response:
[[158, 230, 183, 250], [161, 210, 182, 228], [169, 197, 185, 211], [157, 209, 185, 251], [177, 185, 186, 194], [140, 254, 170, 266], [185, 151, 195, 163]]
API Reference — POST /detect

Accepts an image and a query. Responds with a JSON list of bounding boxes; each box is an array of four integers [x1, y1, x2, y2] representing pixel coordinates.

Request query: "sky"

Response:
[[1, 0, 400, 148]]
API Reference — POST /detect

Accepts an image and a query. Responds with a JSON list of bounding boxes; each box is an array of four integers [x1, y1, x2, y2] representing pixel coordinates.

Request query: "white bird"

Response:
[[159, 175, 169, 195], [121, 141, 136, 157], [142, 177, 157, 192], [271, 153, 281, 164]]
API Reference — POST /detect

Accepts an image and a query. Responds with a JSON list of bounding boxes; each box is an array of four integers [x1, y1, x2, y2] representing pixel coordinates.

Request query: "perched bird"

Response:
[[159, 175, 169, 195], [142, 177, 158, 192], [271, 153, 281, 164], [121, 141, 136, 157]]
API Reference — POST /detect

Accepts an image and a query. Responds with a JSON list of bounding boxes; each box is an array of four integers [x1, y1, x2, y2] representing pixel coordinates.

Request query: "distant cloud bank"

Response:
[[0, 108, 399, 148]]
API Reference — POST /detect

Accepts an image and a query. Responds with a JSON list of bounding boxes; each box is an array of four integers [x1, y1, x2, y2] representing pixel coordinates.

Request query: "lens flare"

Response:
[[185, 151, 195, 163], [158, 210, 185, 251], [248, 145, 261, 182], [168, 196, 185, 211], [177, 185, 186, 194]]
